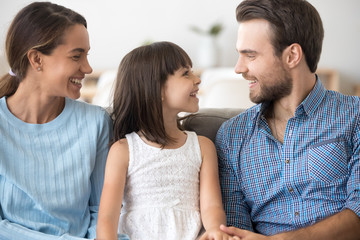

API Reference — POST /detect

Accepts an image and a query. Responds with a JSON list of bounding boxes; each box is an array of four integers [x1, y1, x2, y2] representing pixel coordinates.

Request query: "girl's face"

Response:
[[39, 24, 92, 99], [162, 66, 201, 115]]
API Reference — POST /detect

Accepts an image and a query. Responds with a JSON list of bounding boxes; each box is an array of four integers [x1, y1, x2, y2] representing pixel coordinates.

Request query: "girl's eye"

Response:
[[183, 70, 190, 76]]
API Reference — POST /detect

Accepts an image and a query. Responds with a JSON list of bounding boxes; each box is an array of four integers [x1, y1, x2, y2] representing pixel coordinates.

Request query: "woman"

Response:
[[0, 2, 112, 240]]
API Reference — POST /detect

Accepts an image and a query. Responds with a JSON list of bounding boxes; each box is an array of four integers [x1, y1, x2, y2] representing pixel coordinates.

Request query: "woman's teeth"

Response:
[[70, 78, 82, 84]]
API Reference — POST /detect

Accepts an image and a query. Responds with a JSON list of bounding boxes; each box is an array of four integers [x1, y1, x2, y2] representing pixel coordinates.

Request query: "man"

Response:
[[215, 0, 360, 239]]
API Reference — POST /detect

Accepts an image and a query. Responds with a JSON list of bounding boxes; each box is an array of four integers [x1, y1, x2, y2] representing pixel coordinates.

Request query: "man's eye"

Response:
[[72, 55, 81, 60]]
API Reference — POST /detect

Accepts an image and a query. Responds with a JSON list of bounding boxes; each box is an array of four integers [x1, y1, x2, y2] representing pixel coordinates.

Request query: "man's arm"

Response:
[[274, 209, 360, 240], [215, 122, 253, 230], [220, 209, 360, 240]]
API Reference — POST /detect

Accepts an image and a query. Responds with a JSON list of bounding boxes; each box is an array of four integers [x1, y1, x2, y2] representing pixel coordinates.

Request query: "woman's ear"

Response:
[[27, 49, 43, 71], [283, 43, 303, 69]]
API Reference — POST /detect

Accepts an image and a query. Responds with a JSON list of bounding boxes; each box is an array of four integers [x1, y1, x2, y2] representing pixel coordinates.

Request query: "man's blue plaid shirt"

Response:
[[215, 79, 360, 235]]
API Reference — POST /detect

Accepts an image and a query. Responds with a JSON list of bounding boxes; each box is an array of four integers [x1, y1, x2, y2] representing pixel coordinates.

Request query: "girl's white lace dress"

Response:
[[118, 131, 203, 240]]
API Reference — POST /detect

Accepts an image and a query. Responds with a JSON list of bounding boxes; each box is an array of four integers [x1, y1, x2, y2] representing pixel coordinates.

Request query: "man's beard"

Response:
[[246, 68, 293, 104]]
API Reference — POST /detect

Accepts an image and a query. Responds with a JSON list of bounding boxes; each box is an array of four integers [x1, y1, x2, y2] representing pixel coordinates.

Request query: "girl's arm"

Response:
[[96, 139, 129, 240], [197, 136, 233, 240]]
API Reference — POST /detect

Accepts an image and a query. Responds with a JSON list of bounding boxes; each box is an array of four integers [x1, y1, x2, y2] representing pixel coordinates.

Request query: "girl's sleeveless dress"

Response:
[[118, 131, 203, 240]]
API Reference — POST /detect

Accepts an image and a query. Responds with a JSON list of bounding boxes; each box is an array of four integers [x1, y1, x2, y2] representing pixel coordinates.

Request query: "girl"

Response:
[[0, 2, 112, 240], [97, 42, 234, 240]]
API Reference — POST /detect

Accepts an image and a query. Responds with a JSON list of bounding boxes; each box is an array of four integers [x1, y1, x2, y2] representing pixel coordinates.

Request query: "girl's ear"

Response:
[[27, 49, 43, 71], [283, 43, 303, 69], [161, 86, 165, 101]]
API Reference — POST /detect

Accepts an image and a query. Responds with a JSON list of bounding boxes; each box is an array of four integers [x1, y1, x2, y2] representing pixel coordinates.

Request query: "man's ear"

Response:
[[283, 43, 303, 69], [27, 49, 43, 71]]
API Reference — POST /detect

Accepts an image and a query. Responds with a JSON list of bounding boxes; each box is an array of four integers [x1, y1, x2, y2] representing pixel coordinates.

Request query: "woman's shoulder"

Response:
[[67, 99, 111, 123], [68, 98, 109, 114]]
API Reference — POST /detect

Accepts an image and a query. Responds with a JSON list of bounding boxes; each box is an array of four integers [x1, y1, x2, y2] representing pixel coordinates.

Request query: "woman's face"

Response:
[[40, 24, 92, 99]]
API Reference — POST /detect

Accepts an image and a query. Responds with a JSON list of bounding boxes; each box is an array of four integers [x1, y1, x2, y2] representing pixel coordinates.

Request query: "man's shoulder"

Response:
[[221, 104, 259, 130], [323, 91, 360, 113], [216, 105, 259, 146]]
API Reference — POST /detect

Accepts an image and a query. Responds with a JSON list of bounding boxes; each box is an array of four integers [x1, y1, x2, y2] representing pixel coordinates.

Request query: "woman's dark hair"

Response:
[[236, 0, 324, 73], [0, 2, 87, 98], [111, 41, 192, 147]]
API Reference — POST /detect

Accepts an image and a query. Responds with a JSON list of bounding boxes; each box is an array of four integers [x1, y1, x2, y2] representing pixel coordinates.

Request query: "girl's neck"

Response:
[[137, 112, 187, 149], [137, 129, 187, 149]]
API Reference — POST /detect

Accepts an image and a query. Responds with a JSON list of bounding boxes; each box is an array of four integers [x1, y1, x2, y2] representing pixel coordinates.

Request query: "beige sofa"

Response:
[[182, 108, 245, 142]]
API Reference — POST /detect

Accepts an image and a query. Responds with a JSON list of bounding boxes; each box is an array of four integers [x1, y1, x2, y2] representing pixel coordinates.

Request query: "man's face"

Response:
[[235, 19, 292, 104]]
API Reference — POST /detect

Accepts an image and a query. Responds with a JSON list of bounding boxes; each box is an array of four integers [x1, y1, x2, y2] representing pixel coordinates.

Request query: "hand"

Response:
[[199, 227, 241, 240], [220, 225, 270, 240]]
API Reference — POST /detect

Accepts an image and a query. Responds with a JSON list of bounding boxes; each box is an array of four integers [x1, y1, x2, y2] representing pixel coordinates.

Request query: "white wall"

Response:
[[1, 0, 360, 85]]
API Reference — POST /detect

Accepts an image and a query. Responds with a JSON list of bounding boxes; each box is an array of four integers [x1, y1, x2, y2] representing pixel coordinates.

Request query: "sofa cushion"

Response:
[[182, 108, 244, 142]]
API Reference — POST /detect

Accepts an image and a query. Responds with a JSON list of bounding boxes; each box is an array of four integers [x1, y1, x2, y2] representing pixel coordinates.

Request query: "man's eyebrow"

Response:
[[238, 49, 257, 54]]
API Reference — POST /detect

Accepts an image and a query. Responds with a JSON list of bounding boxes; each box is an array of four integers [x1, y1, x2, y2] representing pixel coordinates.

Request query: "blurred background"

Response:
[[1, 0, 359, 106]]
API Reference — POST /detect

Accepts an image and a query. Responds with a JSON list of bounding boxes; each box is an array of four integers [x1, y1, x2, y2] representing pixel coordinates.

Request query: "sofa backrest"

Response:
[[182, 108, 244, 142]]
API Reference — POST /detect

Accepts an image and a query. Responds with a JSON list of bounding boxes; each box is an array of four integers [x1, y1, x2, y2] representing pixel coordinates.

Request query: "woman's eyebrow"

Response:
[[69, 47, 89, 53]]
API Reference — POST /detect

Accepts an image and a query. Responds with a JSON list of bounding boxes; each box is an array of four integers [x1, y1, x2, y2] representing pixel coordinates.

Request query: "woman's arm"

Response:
[[197, 136, 233, 240], [88, 111, 113, 238], [96, 139, 129, 240], [0, 219, 85, 240]]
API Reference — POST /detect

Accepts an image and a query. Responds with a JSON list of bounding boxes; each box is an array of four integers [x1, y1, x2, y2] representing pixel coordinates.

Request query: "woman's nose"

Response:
[[81, 57, 93, 74]]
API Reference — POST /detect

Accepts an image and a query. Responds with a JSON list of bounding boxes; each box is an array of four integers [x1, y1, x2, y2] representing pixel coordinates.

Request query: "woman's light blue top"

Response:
[[0, 97, 112, 240]]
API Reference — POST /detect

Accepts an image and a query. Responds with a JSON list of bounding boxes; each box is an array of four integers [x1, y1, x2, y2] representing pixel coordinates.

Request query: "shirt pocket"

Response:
[[307, 138, 348, 183]]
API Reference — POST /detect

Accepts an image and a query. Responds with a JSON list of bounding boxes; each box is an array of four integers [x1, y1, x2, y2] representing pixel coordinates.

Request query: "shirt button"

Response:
[[295, 212, 300, 217], [285, 159, 290, 164], [289, 187, 294, 192]]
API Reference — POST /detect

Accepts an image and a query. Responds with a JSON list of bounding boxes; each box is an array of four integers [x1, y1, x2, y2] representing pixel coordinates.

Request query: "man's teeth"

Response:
[[70, 78, 82, 84]]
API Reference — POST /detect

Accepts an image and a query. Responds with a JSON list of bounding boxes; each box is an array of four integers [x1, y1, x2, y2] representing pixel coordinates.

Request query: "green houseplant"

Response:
[[190, 23, 223, 37], [190, 23, 223, 68]]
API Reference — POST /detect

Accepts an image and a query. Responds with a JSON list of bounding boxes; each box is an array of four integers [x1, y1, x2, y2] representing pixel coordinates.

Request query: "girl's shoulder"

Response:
[[111, 138, 129, 151], [184, 130, 215, 150], [195, 134, 216, 157], [107, 138, 130, 169], [197, 135, 214, 146]]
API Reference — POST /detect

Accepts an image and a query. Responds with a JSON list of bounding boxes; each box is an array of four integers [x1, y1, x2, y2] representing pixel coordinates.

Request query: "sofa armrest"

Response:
[[182, 108, 244, 142]]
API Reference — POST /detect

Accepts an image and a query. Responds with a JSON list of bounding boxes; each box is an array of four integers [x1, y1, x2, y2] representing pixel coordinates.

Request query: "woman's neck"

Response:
[[6, 86, 65, 124]]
